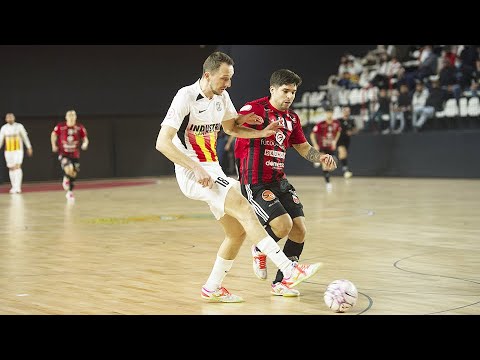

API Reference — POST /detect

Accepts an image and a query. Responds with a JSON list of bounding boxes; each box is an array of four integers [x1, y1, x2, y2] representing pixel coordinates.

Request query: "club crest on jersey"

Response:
[[275, 131, 285, 145], [261, 190, 276, 202], [291, 194, 300, 204], [216, 102, 222, 111]]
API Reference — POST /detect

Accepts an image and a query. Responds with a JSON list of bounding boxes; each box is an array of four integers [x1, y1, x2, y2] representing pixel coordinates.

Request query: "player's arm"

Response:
[[0, 128, 5, 150], [19, 124, 33, 156], [51, 130, 58, 153], [309, 129, 319, 150], [156, 124, 214, 189], [292, 141, 337, 170], [349, 120, 359, 136], [222, 116, 280, 139], [225, 134, 235, 150]]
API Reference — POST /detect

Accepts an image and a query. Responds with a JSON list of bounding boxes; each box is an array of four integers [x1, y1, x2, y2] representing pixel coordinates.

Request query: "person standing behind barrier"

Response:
[[337, 106, 357, 178], [310, 105, 341, 192], [0, 113, 33, 194], [51, 110, 89, 202]]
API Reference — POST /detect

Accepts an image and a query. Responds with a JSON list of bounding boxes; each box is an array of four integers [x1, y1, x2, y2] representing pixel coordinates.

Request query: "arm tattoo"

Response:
[[305, 147, 322, 163]]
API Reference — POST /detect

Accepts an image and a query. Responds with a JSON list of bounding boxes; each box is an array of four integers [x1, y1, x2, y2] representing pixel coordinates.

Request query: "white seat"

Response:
[[444, 98, 458, 117]]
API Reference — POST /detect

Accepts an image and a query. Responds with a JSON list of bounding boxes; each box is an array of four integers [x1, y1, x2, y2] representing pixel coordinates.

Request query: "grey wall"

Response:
[[0, 45, 216, 117], [285, 130, 480, 178]]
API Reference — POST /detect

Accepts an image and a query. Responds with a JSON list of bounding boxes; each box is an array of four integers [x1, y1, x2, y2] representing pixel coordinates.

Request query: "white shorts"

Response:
[[175, 162, 240, 220], [4, 150, 24, 168]]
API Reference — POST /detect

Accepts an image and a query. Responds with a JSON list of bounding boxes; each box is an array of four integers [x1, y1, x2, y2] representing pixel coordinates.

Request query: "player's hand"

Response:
[[81, 143, 88, 151], [27, 148, 33, 157], [240, 112, 264, 125], [262, 120, 281, 137], [320, 154, 337, 171], [52, 145, 58, 153], [192, 164, 214, 188]]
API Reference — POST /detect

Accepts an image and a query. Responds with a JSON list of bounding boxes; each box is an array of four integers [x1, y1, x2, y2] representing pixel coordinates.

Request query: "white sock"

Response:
[[15, 168, 23, 190], [256, 236, 293, 278], [9, 170, 15, 189], [203, 256, 234, 291]]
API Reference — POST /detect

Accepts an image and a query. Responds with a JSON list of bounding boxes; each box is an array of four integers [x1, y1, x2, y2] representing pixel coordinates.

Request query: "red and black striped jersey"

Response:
[[234, 97, 307, 185]]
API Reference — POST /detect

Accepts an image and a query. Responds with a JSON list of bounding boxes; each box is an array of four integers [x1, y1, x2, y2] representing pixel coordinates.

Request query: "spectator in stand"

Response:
[[439, 58, 461, 100], [338, 71, 352, 89], [412, 77, 447, 131], [411, 80, 429, 130], [416, 45, 439, 81], [364, 88, 391, 133], [463, 80, 479, 98], [326, 76, 342, 107], [391, 83, 412, 133]]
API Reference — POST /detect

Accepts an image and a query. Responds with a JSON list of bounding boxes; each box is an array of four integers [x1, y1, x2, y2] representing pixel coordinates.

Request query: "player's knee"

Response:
[[228, 230, 247, 245], [271, 215, 293, 239], [291, 223, 307, 242]]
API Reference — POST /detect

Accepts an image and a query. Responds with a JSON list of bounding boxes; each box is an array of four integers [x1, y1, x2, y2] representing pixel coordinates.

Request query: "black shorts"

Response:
[[59, 155, 80, 173], [337, 136, 351, 149], [319, 149, 335, 156], [240, 179, 304, 226]]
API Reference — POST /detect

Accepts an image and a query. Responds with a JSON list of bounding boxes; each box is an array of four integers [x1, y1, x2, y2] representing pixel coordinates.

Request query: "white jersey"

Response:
[[161, 80, 237, 163], [0, 122, 32, 152]]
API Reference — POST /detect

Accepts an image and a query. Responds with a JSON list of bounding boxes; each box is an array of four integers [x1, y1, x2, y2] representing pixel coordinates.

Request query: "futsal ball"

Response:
[[324, 279, 358, 313]]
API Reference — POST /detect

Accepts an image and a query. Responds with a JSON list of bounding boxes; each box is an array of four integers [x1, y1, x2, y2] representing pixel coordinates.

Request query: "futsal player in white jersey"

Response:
[[156, 51, 322, 302], [0, 113, 33, 194]]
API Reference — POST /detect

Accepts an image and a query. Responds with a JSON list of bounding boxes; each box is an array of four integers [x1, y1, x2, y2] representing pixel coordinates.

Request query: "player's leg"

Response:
[[320, 150, 333, 190], [201, 214, 246, 303], [5, 152, 19, 193], [60, 157, 77, 200], [338, 144, 352, 178], [270, 182, 306, 296], [241, 182, 291, 281], [224, 186, 322, 289], [13, 150, 25, 193]]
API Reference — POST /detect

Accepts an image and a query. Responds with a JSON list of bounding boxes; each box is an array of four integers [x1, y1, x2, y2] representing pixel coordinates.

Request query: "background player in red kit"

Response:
[[310, 105, 341, 191], [234, 69, 336, 296], [51, 110, 89, 201], [337, 106, 358, 179]]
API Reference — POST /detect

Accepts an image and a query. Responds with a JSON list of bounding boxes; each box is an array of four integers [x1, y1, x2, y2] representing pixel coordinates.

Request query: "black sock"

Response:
[[341, 158, 348, 171], [323, 170, 330, 183], [68, 177, 75, 191], [274, 239, 305, 284]]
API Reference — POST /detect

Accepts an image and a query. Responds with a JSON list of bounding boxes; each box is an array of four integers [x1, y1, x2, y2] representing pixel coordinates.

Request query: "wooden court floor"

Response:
[[0, 175, 479, 315]]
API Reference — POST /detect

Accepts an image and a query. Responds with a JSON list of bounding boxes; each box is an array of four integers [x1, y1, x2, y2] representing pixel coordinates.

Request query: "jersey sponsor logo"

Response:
[[239, 104, 252, 112], [188, 123, 221, 135], [265, 160, 285, 169], [264, 149, 286, 158], [261, 190, 276, 201], [261, 139, 276, 146]]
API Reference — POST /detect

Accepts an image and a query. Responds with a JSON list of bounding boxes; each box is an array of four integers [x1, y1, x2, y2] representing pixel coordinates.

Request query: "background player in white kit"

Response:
[[0, 113, 33, 194]]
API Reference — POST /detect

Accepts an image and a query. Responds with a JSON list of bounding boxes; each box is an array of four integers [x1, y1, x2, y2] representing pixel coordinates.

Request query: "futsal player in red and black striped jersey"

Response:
[[234, 69, 336, 297]]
